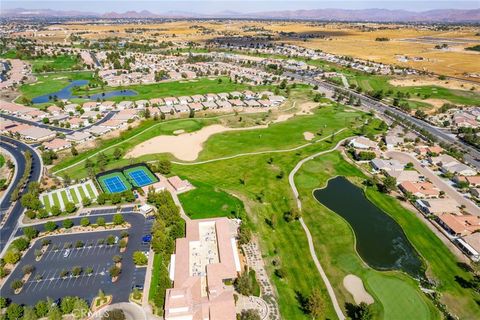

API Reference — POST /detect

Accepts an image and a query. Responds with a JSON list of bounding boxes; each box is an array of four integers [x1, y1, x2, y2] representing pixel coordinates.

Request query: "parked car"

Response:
[[63, 249, 70, 258], [142, 235, 152, 243]]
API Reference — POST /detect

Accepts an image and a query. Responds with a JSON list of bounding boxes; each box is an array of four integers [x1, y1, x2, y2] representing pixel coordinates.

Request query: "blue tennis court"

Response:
[[103, 176, 128, 193], [126, 169, 154, 187]]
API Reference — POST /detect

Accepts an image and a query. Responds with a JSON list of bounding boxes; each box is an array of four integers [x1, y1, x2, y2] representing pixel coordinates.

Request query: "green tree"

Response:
[[6, 303, 24, 320], [65, 202, 76, 213], [10, 237, 30, 251], [4, 250, 21, 264], [112, 214, 124, 225], [113, 148, 122, 160], [82, 197, 91, 206], [22, 306, 38, 320], [71, 145, 78, 156], [132, 251, 148, 266], [109, 265, 121, 278], [306, 288, 325, 319], [239, 309, 261, 320], [96, 217, 106, 227], [35, 300, 49, 318], [62, 219, 74, 229], [111, 193, 121, 204], [44, 221, 58, 232], [11, 279, 24, 290], [382, 176, 397, 193], [157, 160, 172, 174], [50, 205, 62, 216], [60, 296, 76, 314], [80, 217, 90, 227]]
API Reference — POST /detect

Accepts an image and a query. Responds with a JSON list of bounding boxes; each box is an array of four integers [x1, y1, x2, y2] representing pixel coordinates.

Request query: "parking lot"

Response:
[[3, 210, 149, 305]]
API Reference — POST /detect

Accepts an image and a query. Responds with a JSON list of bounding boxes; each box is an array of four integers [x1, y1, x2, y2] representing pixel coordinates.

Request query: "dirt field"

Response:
[[389, 78, 480, 91], [19, 21, 480, 81]]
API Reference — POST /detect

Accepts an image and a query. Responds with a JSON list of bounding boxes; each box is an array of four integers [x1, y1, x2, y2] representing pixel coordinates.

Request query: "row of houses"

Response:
[[349, 134, 480, 261]]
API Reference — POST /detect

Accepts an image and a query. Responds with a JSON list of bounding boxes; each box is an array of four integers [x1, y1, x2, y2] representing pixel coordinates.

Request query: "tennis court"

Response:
[[124, 166, 157, 188], [97, 172, 132, 194]]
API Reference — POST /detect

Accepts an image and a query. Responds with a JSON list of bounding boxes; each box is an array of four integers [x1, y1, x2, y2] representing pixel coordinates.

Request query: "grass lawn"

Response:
[[42, 195, 51, 212], [249, 269, 261, 297], [0, 154, 4, 168], [347, 73, 480, 106], [51, 192, 61, 208], [52, 117, 218, 178], [71, 77, 272, 102], [60, 190, 69, 205], [296, 151, 479, 319], [18, 71, 99, 102], [30, 54, 82, 73], [69, 188, 79, 204], [365, 272, 432, 320], [77, 185, 87, 200], [168, 115, 381, 319], [178, 180, 245, 219], [85, 183, 96, 198]]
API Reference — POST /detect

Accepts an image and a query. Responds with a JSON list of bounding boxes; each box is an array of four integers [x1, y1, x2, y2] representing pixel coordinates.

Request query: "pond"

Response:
[[313, 176, 424, 278], [31, 80, 137, 104]]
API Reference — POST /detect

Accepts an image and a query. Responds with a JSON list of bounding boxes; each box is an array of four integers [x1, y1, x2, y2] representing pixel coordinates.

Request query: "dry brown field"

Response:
[[19, 21, 480, 80]]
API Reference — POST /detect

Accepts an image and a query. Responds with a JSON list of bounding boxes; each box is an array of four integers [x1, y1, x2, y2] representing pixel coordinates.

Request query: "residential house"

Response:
[[370, 159, 403, 172], [65, 131, 92, 143], [399, 181, 440, 198], [437, 213, 480, 237], [456, 233, 480, 261], [349, 137, 377, 150], [415, 198, 460, 215], [43, 138, 71, 152]]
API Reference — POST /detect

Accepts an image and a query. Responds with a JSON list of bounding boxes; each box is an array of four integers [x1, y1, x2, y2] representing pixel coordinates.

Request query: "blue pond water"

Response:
[[314, 176, 424, 278], [31, 80, 137, 104]]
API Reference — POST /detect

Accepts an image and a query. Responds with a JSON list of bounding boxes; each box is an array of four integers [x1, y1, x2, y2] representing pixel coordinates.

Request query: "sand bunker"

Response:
[[126, 124, 266, 161], [303, 132, 314, 141], [298, 102, 319, 114], [343, 274, 374, 305], [389, 78, 479, 92]]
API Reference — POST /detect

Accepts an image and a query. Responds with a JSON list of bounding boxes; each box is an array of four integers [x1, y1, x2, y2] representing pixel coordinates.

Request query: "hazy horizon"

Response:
[[3, 1, 478, 14]]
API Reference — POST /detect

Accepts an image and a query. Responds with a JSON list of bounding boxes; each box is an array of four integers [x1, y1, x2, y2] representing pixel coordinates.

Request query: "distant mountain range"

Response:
[[2, 7, 479, 23]]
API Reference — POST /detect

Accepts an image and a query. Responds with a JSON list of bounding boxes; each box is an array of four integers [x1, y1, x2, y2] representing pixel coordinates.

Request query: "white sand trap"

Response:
[[274, 114, 294, 123], [53, 77, 67, 80], [303, 132, 314, 141], [343, 274, 374, 305], [126, 124, 266, 161]]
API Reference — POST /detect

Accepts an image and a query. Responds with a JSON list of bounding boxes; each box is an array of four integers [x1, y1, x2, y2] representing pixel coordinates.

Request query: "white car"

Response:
[[63, 249, 70, 258]]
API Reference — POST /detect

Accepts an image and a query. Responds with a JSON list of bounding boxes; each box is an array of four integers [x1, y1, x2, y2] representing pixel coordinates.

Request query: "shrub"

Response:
[[62, 219, 74, 229], [132, 251, 148, 266], [11, 279, 24, 290], [64, 202, 77, 213]]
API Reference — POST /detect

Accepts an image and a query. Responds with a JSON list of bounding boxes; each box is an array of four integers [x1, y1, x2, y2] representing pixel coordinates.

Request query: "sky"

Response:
[[3, 1, 478, 14]]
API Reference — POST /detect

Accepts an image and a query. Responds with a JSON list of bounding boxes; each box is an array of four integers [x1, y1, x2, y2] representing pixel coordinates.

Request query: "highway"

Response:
[[287, 71, 480, 170], [0, 136, 42, 254]]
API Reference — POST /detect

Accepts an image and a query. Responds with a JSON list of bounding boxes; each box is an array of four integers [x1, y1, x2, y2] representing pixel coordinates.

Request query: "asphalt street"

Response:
[[0, 111, 117, 135], [0, 136, 42, 254], [287, 72, 480, 170]]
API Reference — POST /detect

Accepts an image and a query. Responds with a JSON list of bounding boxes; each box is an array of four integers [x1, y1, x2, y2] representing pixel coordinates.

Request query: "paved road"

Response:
[[288, 72, 480, 170], [386, 151, 480, 215], [0, 136, 43, 254], [288, 139, 347, 320], [0, 111, 117, 135], [0, 113, 74, 134]]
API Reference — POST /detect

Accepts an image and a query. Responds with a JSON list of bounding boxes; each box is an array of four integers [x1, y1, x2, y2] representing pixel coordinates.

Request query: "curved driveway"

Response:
[[0, 136, 42, 254]]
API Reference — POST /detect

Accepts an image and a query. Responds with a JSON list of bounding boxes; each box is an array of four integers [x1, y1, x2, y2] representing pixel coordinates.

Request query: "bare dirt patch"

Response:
[[389, 78, 479, 91], [343, 274, 374, 305]]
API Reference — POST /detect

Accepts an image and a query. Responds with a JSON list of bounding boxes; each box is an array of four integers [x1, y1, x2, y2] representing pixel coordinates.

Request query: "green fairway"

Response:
[[347, 74, 480, 106], [60, 190, 69, 205], [17, 71, 101, 103], [71, 77, 271, 102], [30, 54, 83, 73], [365, 272, 431, 320], [52, 117, 216, 178], [69, 188, 79, 204], [178, 180, 245, 219], [51, 192, 61, 208], [295, 151, 479, 319]]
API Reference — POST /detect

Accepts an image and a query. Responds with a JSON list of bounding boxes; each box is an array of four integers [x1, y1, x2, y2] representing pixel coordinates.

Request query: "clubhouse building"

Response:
[[165, 218, 241, 320]]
